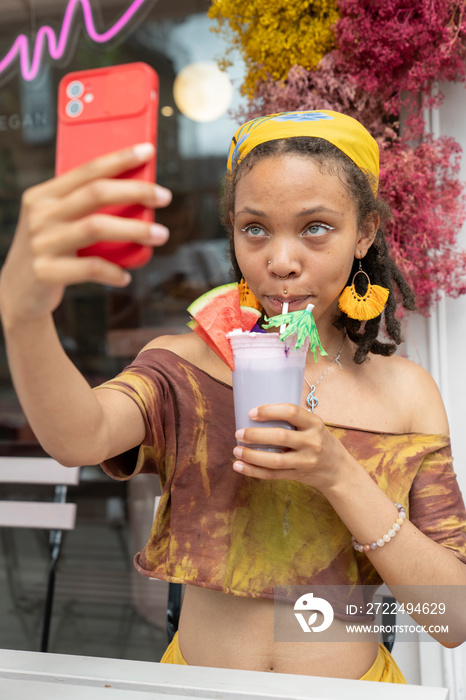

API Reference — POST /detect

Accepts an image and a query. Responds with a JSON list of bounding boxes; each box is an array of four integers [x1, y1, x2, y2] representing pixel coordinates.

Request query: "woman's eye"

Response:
[[241, 225, 268, 237], [301, 223, 333, 237]]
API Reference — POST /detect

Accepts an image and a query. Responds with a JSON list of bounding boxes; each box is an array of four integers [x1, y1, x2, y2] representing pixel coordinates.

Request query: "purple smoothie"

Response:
[[228, 332, 308, 452]]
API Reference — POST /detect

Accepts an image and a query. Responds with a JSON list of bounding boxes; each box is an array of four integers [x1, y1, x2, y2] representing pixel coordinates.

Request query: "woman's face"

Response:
[[232, 154, 376, 325]]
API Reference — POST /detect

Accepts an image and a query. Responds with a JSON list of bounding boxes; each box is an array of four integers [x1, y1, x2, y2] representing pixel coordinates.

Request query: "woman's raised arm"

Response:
[[0, 144, 171, 466]]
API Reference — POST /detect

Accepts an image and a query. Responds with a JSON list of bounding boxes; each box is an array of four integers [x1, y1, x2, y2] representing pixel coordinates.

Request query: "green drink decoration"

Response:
[[262, 303, 327, 361]]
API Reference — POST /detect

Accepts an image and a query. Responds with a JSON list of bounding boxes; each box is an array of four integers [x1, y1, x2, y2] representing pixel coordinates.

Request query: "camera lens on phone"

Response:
[[66, 81, 84, 99], [66, 99, 84, 118]]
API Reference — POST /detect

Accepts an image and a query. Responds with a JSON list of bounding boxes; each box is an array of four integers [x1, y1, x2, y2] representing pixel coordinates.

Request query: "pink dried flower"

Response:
[[226, 0, 466, 311], [237, 57, 398, 141], [334, 0, 466, 114], [380, 137, 466, 311]]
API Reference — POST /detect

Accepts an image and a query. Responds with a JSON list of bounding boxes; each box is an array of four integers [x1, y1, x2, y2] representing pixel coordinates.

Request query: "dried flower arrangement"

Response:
[[209, 0, 466, 311]]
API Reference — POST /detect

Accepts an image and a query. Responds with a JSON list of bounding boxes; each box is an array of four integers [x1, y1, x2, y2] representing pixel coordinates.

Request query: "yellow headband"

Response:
[[227, 110, 379, 193]]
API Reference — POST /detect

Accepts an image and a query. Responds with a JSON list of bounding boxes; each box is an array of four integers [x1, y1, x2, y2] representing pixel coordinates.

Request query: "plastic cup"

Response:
[[227, 331, 308, 452]]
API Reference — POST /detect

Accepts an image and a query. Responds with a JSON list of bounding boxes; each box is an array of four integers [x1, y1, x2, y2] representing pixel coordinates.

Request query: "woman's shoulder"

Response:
[[138, 331, 232, 385], [368, 352, 449, 435]]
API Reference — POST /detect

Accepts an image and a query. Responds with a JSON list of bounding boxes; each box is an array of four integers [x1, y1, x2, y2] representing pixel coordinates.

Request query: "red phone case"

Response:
[[56, 62, 159, 269]]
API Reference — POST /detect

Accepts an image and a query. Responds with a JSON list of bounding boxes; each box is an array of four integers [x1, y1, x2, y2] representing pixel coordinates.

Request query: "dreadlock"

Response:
[[219, 136, 416, 364]]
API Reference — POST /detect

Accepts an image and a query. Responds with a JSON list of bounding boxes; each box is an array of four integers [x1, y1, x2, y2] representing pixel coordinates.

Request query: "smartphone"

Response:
[[56, 62, 159, 269]]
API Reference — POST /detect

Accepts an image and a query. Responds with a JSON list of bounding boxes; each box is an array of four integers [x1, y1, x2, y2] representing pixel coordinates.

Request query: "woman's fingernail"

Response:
[[133, 143, 155, 160], [249, 408, 258, 418], [155, 184, 173, 204], [233, 446, 243, 458], [235, 429, 245, 440], [233, 461, 244, 472], [149, 224, 169, 243]]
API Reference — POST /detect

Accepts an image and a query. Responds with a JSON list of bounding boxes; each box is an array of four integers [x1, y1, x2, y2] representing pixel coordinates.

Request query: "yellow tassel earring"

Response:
[[238, 279, 262, 311], [338, 261, 389, 321]]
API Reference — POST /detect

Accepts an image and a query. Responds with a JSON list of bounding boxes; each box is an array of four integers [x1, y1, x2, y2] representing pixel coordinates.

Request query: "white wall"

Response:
[[403, 84, 466, 494], [402, 81, 466, 699], [439, 81, 466, 700], [439, 82, 466, 497]]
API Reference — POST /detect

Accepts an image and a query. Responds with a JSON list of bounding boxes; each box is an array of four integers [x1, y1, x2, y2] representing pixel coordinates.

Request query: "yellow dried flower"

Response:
[[208, 0, 340, 97]]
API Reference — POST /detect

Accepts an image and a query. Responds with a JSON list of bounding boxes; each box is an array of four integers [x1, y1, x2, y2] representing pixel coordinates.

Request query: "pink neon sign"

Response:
[[0, 0, 149, 82]]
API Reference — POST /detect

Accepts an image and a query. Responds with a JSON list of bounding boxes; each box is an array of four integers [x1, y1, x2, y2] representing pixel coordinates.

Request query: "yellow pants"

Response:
[[161, 632, 406, 683]]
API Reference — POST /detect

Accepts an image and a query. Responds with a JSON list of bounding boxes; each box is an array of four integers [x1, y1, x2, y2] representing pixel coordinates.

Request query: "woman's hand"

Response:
[[0, 143, 172, 328], [232, 403, 355, 492]]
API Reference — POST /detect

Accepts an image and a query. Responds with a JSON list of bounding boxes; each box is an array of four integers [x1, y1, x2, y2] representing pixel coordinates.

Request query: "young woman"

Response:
[[0, 110, 465, 683]]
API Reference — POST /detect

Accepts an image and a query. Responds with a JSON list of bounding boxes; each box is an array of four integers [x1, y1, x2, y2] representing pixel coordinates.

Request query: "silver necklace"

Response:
[[304, 337, 345, 412]]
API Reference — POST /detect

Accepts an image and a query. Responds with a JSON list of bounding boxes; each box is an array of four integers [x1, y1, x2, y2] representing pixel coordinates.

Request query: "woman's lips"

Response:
[[266, 295, 311, 311]]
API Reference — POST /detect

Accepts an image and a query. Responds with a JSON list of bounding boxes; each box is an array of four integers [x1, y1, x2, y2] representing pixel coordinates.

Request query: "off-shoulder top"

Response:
[[98, 349, 466, 599]]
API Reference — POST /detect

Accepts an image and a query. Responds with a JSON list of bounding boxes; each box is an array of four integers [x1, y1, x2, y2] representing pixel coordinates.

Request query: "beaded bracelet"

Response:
[[352, 503, 407, 553]]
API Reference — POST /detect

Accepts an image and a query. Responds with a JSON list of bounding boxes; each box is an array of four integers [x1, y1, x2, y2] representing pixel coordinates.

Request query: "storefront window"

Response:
[[0, 0, 244, 450], [0, 0, 244, 658]]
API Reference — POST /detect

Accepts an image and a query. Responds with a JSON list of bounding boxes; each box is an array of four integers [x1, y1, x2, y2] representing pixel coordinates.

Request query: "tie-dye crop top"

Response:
[[99, 349, 466, 599]]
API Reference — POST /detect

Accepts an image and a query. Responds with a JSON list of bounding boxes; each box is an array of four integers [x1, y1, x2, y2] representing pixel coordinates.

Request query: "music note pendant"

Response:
[[306, 385, 318, 413], [303, 336, 345, 413]]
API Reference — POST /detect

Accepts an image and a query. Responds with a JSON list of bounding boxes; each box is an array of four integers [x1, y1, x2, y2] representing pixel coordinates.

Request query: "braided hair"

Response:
[[219, 137, 416, 364]]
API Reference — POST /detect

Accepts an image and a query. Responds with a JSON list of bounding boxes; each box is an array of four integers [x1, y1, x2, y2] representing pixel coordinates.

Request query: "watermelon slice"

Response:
[[240, 305, 261, 331], [187, 284, 263, 369], [187, 318, 233, 367], [187, 283, 241, 369], [188, 282, 242, 333]]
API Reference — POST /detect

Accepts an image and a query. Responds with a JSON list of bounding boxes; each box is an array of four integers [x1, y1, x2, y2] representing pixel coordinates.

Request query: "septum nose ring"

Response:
[[268, 261, 290, 281]]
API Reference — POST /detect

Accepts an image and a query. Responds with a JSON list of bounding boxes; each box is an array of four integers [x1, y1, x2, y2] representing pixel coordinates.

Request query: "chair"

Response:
[[375, 583, 397, 652], [0, 456, 79, 652], [167, 582, 182, 644], [151, 495, 183, 644]]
